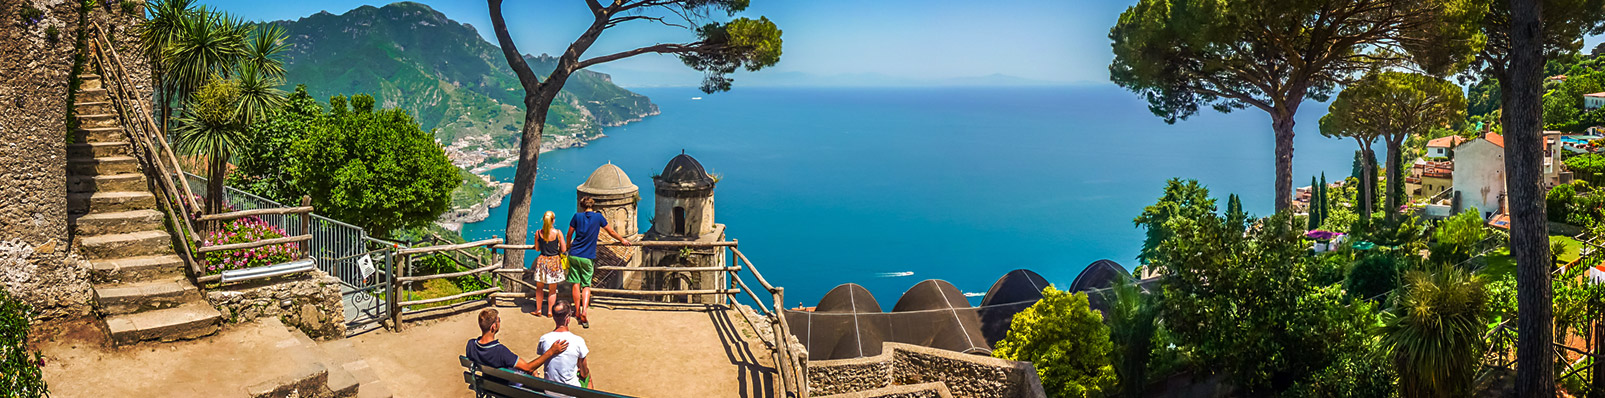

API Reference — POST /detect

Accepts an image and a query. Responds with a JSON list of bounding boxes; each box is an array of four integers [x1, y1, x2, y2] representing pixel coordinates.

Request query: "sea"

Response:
[[458, 85, 1360, 309]]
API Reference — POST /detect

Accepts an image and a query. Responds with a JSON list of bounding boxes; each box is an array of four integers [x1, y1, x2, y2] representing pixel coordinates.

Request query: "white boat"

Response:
[[691, 97, 703, 100]]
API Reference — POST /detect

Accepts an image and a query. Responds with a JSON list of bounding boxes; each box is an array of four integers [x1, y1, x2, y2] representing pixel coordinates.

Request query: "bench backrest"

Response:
[[459, 356, 636, 398]]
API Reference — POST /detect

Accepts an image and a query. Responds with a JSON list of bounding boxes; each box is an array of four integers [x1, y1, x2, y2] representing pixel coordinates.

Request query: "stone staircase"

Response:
[[68, 72, 223, 346]]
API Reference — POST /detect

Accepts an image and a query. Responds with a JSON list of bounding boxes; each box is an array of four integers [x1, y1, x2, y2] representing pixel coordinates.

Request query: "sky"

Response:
[[204, 0, 1127, 87]]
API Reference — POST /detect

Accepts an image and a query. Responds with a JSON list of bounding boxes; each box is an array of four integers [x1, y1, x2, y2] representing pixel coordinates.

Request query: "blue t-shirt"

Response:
[[568, 212, 608, 259], [465, 338, 519, 370]]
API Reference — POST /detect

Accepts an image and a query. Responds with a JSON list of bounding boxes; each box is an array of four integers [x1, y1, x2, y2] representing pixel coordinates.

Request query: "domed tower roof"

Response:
[[1069, 259, 1130, 293], [892, 279, 971, 312], [815, 283, 882, 313], [577, 163, 638, 195], [655, 153, 715, 190]]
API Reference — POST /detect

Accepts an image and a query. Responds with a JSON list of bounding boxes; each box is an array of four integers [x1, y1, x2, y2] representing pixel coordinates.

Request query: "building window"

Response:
[[673, 207, 686, 235]]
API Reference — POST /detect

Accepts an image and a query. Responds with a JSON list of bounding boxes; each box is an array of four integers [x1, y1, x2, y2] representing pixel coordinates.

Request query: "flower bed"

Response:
[[200, 218, 298, 275]]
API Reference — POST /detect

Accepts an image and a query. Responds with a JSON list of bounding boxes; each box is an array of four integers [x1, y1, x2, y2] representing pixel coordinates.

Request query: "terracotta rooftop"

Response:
[[1428, 136, 1466, 148], [1486, 132, 1505, 148], [1587, 92, 1605, 98]]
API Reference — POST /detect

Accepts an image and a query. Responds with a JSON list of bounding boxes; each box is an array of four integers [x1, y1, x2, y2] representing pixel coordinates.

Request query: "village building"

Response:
[[1448, 131, 1566, 220], [1587, 92, 1605, 110], [1426, 135, 1466, 158]]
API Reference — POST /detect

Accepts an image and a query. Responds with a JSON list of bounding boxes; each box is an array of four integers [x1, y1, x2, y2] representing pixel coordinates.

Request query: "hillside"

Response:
[[271, 1, 658, 145]]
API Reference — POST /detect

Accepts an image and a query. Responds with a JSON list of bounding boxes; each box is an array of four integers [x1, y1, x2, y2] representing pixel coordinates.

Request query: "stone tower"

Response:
[[642, 153, 727, 303], [576, 163, 642, 288]]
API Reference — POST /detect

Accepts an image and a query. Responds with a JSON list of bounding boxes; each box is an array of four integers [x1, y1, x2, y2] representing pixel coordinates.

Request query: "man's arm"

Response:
[[601, 225, 629, 246], [514, 340, 568, 373]]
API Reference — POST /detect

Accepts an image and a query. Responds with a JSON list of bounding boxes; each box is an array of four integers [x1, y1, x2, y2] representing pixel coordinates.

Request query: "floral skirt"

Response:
[[531, 255, 566, 285]]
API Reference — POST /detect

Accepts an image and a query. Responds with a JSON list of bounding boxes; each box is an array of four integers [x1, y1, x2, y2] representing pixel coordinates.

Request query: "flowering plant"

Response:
[[1305, 230, 1343, 241], [200, 218, 298, 275]]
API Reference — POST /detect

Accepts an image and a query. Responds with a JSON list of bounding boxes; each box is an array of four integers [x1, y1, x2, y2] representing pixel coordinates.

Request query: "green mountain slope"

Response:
[[271, 1, 657, 144]]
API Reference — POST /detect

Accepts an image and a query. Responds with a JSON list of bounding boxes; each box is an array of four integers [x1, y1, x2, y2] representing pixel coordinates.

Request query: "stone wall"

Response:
[[815, 382, 953, 398], [206, 271, 346, 340], [2, 0, 85, 320], [809, 343, 1045, 398]]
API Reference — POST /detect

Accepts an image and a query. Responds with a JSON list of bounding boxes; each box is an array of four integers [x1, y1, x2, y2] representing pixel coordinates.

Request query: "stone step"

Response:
[[73, 126, 124, 143], [75, 101, 113, 115], [77, 230, 173, 259], [76, 113, 119, 129], [103, 302, 221, 346], [71, 209, 163, 236], [90, 254, 185, 284], [93, 277, 200, 316], [79, 74, 102, 90], [66, 155, 138, 176], [294, 328, 384, 398], [78, 87, 109, 102], [67, 173, 146, 193], [66, 141, 130, 158], [68, 191, 155, 215]]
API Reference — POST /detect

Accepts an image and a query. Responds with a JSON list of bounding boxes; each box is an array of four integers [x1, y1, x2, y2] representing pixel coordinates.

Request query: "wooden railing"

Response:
[[85, 22, 318, 285], [383, 237, 806, 398]]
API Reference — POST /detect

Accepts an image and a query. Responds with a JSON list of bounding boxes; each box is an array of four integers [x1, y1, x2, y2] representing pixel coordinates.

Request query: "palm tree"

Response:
[[174, 79, 248, 217], [1103, 276, 1160, 398], [162, 7, 248, 107], [135, 0, 198, 133], [241, 23, 288, 80], [1380, 266, 1490, 398]]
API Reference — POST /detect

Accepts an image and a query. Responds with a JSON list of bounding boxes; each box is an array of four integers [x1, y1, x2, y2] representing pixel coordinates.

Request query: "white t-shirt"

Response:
[[538, 330, 589, 388]]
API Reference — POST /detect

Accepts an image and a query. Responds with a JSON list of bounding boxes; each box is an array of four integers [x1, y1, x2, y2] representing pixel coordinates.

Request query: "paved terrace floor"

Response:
[[33, 300, 779, 398]]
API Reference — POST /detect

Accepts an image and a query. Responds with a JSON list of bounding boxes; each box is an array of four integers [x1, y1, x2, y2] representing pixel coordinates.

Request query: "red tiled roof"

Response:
[[1486, 132, 1505, 148], [1587, 92, 1605, 98], [1428, 136, 1466, 148]]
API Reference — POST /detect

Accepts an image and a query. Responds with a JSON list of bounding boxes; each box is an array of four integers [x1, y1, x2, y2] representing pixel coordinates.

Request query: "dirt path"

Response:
[[344, 302, 778, 398], [36, 317, 325, 398]]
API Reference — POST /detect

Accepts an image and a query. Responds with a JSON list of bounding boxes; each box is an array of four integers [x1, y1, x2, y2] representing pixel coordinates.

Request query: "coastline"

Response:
[[439, 110, 654, 230]]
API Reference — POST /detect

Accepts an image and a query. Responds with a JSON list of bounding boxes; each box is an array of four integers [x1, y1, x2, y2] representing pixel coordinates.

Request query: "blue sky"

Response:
[[204, 0, 1127, 87]]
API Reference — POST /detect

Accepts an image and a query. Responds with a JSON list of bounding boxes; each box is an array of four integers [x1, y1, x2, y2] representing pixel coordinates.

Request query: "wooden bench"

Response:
[[460, 356, 635, 398]]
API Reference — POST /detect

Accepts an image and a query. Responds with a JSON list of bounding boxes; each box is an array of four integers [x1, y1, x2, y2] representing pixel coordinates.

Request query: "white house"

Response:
[[1587, 92, 1605, 110], [1451, 133, 1506, 219], [1450, 131, 1566, 220], [1426, 136, 1466, 158]]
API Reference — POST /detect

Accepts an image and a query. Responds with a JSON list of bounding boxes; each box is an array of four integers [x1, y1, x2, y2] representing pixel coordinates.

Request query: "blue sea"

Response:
[[459, 85, 1358, 308]]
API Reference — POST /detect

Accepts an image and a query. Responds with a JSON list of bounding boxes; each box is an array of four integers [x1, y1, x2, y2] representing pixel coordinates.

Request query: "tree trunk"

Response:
[[501, 94, 556, 277], [1385, 139, 1403, 218], [1273, 114, 1295, 212], [1353, 140, 1374, 216], [1505, 0, 1555, 395], [206, 155, 226, 229]]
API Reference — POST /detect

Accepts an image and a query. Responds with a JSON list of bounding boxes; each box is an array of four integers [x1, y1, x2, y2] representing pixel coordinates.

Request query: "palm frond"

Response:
[[163, 6, 248, 98], [232, 62, 286, 125], [243, 23, 289, 80]]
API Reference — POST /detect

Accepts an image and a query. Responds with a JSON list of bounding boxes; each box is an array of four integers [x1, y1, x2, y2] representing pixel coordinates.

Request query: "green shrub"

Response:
[[1549, 182, 1579, 222], [1345, 252, 1403, 301], [1, 288, 47, 398], [994, 286, 1116, 397]]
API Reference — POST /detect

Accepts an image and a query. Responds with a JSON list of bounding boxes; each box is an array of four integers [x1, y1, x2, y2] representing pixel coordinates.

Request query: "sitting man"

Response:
[[467, 308, 568, 375], [538, 301, 591, 391]]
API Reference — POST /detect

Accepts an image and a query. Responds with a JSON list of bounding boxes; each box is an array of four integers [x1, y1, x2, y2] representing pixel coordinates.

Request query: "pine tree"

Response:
[[1226, 193, 1247, 230], [1319, 173, 1330, 227], [1308, 176, 1321, 230]]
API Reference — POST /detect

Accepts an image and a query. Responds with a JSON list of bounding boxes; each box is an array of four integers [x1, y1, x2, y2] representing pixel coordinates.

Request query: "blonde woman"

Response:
[[530, 211, 568, 317]]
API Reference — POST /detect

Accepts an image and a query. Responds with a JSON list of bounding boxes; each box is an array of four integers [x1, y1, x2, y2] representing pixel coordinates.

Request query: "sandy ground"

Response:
[[32, 301, 778, 398], [358, 300, 778, 398], [35, 317, 323, 398]]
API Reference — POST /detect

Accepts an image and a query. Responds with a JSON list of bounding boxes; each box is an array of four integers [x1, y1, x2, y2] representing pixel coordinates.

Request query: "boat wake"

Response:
[[876, 271, 914, 278], [963, 292, 986, 298]]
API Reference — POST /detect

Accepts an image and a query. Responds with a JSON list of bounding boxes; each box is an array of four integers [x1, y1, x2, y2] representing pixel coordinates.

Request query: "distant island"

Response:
[[270, 1, 661, 227]]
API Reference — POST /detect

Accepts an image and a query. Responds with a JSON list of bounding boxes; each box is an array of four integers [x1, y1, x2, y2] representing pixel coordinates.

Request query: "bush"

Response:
[[1345, 251, 1403, 300], [200, 218, 298, 275], [994, 286, 1116, 397], [1, 288, 47, 398], [1549, 182, 1579, 223]]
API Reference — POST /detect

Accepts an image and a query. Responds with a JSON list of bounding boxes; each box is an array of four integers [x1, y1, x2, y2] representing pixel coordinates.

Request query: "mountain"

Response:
[[270, 2, 658, 145]]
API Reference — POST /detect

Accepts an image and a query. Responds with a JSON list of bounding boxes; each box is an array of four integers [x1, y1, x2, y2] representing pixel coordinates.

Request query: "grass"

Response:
[[404, 278, 475, 309], [1481, 234, 1585, 281]]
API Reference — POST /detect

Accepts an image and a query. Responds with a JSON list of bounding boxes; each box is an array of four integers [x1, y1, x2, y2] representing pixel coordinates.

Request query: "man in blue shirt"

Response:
[[466, 308, 568, 375], [567, 197, 630, 328]]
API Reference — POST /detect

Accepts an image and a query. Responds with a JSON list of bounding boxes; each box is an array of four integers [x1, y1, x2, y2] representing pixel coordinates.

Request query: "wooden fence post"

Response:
[[299, 196, 312, 259]]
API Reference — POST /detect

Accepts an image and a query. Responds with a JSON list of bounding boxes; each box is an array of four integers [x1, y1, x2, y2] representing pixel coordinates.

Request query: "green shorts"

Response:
[[566, 256, 595, 286]]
